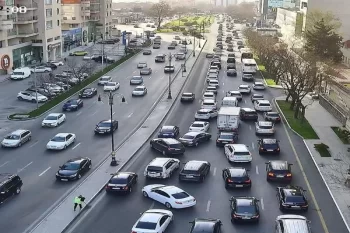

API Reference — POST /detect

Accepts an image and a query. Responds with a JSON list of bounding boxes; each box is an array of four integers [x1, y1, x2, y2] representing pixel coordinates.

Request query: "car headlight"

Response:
[[69, 174, 77, 177], [56, 172, 59, 176]]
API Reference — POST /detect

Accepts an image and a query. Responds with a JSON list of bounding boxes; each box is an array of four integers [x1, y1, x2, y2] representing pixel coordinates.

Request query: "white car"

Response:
[[49, 61, 64, 66], [98, 75, 112, 85], [104, 82, 120, 91], [253, 82, 266, 90], [203, 92, 216, 100], [224, 144, 252, 163], [255, 121, 275, 135], [31, 66, 52, 73], [142, 184, 196, 209], [194, 109, 218, 121], [238, 84, 251, 94], [46, 133, 76, 150], [1, 129, 31, 148], [254, 99, 273, 111], [42, 83, 64, 93], [17, 91, 48, 102], [42, 113, 66, 127], [137, 62, 147, 68], [208, 79, 219, 88], [189, 121, 210, 132], [132, 86, 147, 96], [132, 209, 173, 233]]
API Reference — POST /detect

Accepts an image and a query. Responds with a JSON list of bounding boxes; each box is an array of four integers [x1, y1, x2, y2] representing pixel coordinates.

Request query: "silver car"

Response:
[[1, 129, 31, 148], [137, 62, 147, 68], [130, 76, 144, 85], [140, 68, 152, 75], [98, 76, 112, 85]]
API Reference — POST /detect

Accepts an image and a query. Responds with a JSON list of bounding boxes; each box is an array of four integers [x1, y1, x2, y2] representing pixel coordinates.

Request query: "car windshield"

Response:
[[165, 66, 174, 68], [139, 63, 146, 65], [110, 177, 127, 184], [263, 143, 278, 149], [254, 95, 264, 98], [172, 192, 189, 199], [135, 221, 157, 230], [260, 103, 271, 107], [169, 143, 182, 149], [100, 77, 110, 81], [182, 94, 192, 97], [234, 151, 250, 156], [135, 88, 144, 91], [239, 86, 248, 89], [285, 196, 305, 203], [51, 136, 66, 142], [5, 135, 20, 140], [67, 100, 77, 105], [45, 116, 58, 120], [161, 128, 173, 133], [259, 125, 272, 129], [98, 122, 111, 127], [132, 76, 142, 80], [182, 135, 195, 139], [61, 162, 80, 170], [219, 134, 234, 139], [106, 83, 115, 86], [268, 113, 279, 117], [236, 205, 256, 214], [192, 124, 204, 127], [83, 89, 91, 93]]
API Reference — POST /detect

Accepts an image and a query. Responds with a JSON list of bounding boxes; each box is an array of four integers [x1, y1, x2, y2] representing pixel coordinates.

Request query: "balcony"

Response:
[[90, 0, 100, 4], [81, 10, 91, 16], [89, 17, 100, 21], [17, 28, 39, 37], [7, 29, 18, 37], [13, 16, 39, 24], [14, 1, 38, 9]]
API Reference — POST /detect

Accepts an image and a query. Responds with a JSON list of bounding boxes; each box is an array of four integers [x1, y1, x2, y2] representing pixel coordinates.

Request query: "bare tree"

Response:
[[147, 1, 171, 30], [65, 58, 96, 85]]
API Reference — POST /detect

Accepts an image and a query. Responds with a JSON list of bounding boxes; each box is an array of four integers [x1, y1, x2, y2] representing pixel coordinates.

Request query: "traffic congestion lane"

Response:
[[66, 52, 338, 233], [0, 41, 194, 233]]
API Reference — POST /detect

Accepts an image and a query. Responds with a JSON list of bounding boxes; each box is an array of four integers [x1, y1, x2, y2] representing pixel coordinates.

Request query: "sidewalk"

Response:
[[27, 41, 205, 233], [302, 99, 350, 231]]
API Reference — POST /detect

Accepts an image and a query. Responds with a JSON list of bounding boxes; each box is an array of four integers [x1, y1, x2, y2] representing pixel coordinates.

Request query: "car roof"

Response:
[[101, 75, 111, 79], [236, 197, 254, 206], [267, 111, 279, 115], [230, 144, 249, 151], [203, 99, 215, 103], [139, 212, 164, 223], [162, 138, 180, 144], [192, 219, 217, 231], [220, 132, 234, 136], [161, 126, 175, 130], [198, 109, 211, 112], [55, 133, 70, 137], [262, 138, 278, 144], [229, 90, 240, 94], [241, 108, 255, 112], [149, 157, 175, 166], [254, 82, 264, 85], [135, 86, 145, 88], [239, 84, 249, 88], [257, 99, 270, 104], [228, 167, 246, 177], [258, 121, 273, 126], [66, 157, 86, 164], [204, 92, 214, 95], [47, 113, 61, 117], [182, 92, 194, 95], [159, 185, 183, 194], [283, 188, 303, 197], [192, 121, 206, 125], [184, 160, 208, 171], [10, 129, 28, 135], [270, 160, 289, 170], [253, 94, 264, 97], [0, 173, 19, 185], [184, 132, 201, 137], [99, 120, 112, 124], [112, 172, 133, 179]]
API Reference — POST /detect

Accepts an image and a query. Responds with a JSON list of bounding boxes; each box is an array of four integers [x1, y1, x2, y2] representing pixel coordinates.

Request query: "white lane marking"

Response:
[[112, 112, 116, 115], [39, 167, 51, 176], [252, 142, 255, 150], [206, 200, 211, 212], [0, 161, 10, 168], [29, 141, 39, 148], [255, 166, 259, 175], [244, 100, 247, 104], [222, 82, 224, 86], [160, 76, 164, 79], [213, 167, 217, 176], [149, 76, 152, 79], [249, 125, 252, 130], [76, 111, 82, 116], [18, 162, 33, 173], [128, 112, 133, 118], [260, 198, 265, 210], [90, 110, 98, 116], [72, 142, 81, 150], [132, 71, 137, 74], [149, 202, 155, 209], [198, 99, 201, 104]]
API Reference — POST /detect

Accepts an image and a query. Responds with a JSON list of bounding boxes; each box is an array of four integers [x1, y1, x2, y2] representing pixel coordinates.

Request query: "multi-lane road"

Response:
[[0, 32, 193, 233], [65, 23, 348, 233]]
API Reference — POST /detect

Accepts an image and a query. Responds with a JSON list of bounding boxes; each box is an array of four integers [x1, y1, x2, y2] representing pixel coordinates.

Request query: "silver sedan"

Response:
[[140, 68, 152, 75]]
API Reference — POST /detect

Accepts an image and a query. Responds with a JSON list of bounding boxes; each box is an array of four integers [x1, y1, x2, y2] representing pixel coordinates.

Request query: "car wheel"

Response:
[[165, 202, 172, 209], [18, 97, 23, 101], [142, 191, 148, 197], [15, 187, 21, 195], [78, 174, 82, 179]]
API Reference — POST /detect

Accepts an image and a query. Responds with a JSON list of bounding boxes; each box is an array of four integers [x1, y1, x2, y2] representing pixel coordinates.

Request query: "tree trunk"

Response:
[[275, 75, 280, 84], [157, 17, 161, 29], [285, 93, 291, 102], [300, 105, 306, 123], [290, 98, 296, 110]]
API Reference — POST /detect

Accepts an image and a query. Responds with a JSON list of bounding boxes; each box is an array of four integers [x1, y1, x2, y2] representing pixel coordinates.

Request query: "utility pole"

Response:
[[33, 67, 39, 109], [193, 33, 196, 57], [167, 52, 173, 99], [183, 40, 187, 73], [198, 24, 201, 48]]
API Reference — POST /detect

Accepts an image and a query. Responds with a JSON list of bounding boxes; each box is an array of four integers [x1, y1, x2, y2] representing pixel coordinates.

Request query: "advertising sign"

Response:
[[61, 0, 81, 3], [1, 55, 10, 70]]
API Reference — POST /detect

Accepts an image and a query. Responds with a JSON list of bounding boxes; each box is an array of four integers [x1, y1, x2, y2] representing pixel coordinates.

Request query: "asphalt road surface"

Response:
[[65, 25, 348, 233], [0, 33, 192, 233]]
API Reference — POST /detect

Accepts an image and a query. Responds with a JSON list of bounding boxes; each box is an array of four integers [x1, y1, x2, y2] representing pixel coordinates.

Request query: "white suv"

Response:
[[224, 144, 252, 163], [104, 82, 120, 91], [17, 91, 48, 102], [254, 99, 272, 111], [194, 109, 218, 121], [255, 121, 274, 135]]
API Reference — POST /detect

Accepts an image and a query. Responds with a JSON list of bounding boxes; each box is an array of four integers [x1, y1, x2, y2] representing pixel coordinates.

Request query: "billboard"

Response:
[[268, 0, 284, 8]]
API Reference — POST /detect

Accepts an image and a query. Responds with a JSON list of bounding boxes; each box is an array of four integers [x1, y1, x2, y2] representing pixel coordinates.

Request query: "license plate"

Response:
[[186, 175, 194, 178], [267, 149, 273, 151], [242, 216, 250, 219], [222, 141, 228, 143], [61, 179, 68, 181], [112, 187, 120, 190], [236, 185, 243, 187], [277, 175, 284, 178], [291, 206, 300, 208]]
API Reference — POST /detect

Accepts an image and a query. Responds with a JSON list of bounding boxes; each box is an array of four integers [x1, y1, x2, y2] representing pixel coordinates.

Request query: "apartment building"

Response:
[[96, 0, 113, 39], [0, 0, 62, 74]]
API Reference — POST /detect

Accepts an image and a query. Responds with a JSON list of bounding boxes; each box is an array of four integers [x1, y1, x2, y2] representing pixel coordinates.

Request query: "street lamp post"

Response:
[[193, 27, 196, 57], [102, 91, 126, 166], [167, 52, 175, 99], [198, 24, 201, 48], [183, 40, 187, 73]]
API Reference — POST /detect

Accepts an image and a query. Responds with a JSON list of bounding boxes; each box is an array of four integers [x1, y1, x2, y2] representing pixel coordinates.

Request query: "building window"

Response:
[[56, 0, 60, 3], [46, 9, 52, 17], [57, 8, 59, 15], [0, 41, 2, 48], [46, 20, 53, 29], [72, 17, 76, 20], [107, 12, 108, 16], [81, 7, 83, 10], [57, 20, 60, 26], [63, 17, 67, 20], [54, 36, 60, 40], [45, 0, 52, 5], [110, 3, 111, 7], [106, 4, 108, 8], [47, 38, 53, 42]]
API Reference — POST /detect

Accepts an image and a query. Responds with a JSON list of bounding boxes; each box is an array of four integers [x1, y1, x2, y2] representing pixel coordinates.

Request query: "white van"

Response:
[[10, 67, 31, 80], [254, 99, 272, 112], [203, 92, 216, 100], [208, 79, 219, 88], [201, 99, 217, 110], [275, 215, 311, 233], [222, 97, 238, 107], [144, 157, 180, 179]]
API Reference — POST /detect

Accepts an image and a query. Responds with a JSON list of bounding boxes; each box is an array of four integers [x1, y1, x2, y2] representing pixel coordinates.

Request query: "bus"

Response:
[[240, 48, 253, 61], [242, 59, 257, 74]]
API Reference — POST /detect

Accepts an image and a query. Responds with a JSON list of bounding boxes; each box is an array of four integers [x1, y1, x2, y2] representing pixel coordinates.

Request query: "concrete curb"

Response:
[[8, 50, 143, 121], [303, 140, 350, 233], [61, 41, 207, 233]]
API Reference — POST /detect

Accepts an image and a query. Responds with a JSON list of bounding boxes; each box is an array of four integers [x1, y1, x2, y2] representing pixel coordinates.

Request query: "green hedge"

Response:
[[10, 50, 141, 120]]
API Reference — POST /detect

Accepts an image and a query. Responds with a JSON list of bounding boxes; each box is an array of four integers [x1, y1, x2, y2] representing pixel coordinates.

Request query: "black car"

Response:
[[105, 172, 138, 194], [189, 218, 222, 233], [242, 74, 254, 82], [227, 69, 237, 77], [277, 186, 309, 211], [158, 125, 179, 138], [55, 157, 92, 181], [222, 167, 251, 189], [206, 53, 214, 58], [240, 108, 258, 121], [181, 93, 195, 102], [179, 160, 210, 182], [150, 138, 185, 155], [94, 120, 118, 134], [178, 132, 211, 146], [62, 98, 83, 111], [143, 50, 152, 55], [230, 197, 260, 222], [266, 160, 293, 182], [251, 94, 264, 102], [0, 174, 23, 204], [258, 138, 280, 154], [227, 47, 234, 52], [227, 63, 236, 69], [228, 53, 235, 58], [264, 112, 281, 122], [227, 57, 236, 63], [79, 87, 97, 98], [216, 132, 238, 146], [92, 55, 114, 63], [168, 45, 176, 50]]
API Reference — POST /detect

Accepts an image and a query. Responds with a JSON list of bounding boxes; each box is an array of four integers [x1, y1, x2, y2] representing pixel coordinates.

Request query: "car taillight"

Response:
[[286, 173, 292, 177], [175, 201, 182, 204], [276, 148, 280, 151], [268, 172, 274, 177], [105, 185, 110, 189], [123, 186, 129, 190], [245, 179, 251, 183], [131, 231, 137, 233], [259, 147, 263, 151], [232, 214, 239, 218], [227, 179, 233, 183]]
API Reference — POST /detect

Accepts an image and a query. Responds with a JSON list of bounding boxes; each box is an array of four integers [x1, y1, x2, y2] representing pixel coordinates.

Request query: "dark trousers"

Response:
[[74, 203, 82, 211]]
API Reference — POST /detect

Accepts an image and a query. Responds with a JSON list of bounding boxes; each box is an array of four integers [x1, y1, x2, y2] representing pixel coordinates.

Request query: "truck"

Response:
[[217, 107, 241, 131]]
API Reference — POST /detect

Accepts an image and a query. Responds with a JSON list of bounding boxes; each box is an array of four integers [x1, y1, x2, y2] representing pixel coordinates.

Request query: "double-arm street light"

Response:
[[167, 52, 176, 99], [98, 91, 126, 166]]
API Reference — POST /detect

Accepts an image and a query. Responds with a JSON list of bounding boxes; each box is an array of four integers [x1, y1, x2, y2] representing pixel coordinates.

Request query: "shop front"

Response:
[[47, 42, 62, 61], [12, 45, 36, 69], [62, 28, 83, 52]]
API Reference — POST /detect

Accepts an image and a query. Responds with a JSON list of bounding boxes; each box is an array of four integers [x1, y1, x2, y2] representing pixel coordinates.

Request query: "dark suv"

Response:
[[179, 160, 211, 182], [0, 174, 23, 204]]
